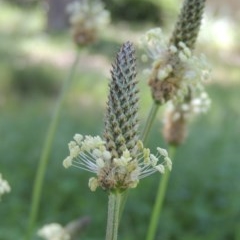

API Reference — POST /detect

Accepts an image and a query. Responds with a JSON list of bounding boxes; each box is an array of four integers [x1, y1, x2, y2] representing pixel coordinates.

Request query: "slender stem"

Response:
[[25, 51, 80, 240], [146, 145, 177, 240], [141, 102, 160, 142], [106, 192, 123, 240]]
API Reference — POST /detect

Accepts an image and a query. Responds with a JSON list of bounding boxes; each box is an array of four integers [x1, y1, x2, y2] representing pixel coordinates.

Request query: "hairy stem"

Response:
[[25, 51, 80, 240], [106, 192, 123, 240]]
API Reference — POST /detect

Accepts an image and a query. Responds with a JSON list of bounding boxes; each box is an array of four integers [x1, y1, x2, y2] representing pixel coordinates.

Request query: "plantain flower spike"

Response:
[[63, 42, 171, 192], [66, 0, 110, 46], [169, 0, 206, 50], [163, 87, 211, 146], [38, 217, 90, 240], [140, 0, 208, 105], [38, 223, 70, 240], [0, 173, 11, 200]]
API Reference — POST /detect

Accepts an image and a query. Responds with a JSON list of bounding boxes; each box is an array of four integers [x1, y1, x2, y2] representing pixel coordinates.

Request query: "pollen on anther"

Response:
[[63, 156, 73, 168]]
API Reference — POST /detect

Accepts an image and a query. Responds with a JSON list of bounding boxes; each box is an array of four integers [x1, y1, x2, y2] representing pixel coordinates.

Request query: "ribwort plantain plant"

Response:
[[63, 42, 172, 240], [142, 0, 211, 240], [39, 1, 211, 240]]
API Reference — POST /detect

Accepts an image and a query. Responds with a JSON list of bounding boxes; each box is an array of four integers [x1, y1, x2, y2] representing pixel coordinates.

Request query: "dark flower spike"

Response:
[[104, 41, 139, 159]]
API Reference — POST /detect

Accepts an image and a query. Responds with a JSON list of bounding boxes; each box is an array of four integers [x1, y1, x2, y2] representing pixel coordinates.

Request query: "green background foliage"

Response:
[[0, 1, 240, 239]]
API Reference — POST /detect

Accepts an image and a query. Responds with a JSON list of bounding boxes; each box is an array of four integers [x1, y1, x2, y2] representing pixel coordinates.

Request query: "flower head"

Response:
[[140, 0, 207, 105], [169, 0, 206, 50], [38, 223, 70, 240], [63, 136, 171, 191], [163, 88, 211, 146], [38, 217, 90, 240], [140, 29, 210, 105], [63, 42, 171, 192], [67, 0, 110, 46], [0, 173, 11, 200]]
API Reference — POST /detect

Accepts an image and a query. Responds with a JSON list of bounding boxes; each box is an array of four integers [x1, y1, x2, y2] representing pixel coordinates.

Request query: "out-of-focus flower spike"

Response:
[[67, 0, 110, 46], [0, 173, 11, 200], [139, 0, 208, 105], [169, 0, 206, 50]]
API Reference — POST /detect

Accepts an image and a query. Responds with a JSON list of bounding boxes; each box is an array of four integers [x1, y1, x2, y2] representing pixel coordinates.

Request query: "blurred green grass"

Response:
[[0, 1, 240, 240]]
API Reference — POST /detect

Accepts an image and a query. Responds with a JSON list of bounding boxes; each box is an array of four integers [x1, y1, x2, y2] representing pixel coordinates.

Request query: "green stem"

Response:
[[146, 145, 177, 240], [141, 102, 160, 142], [25, 51, 80, 240], [106, 192, 123, 240]]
